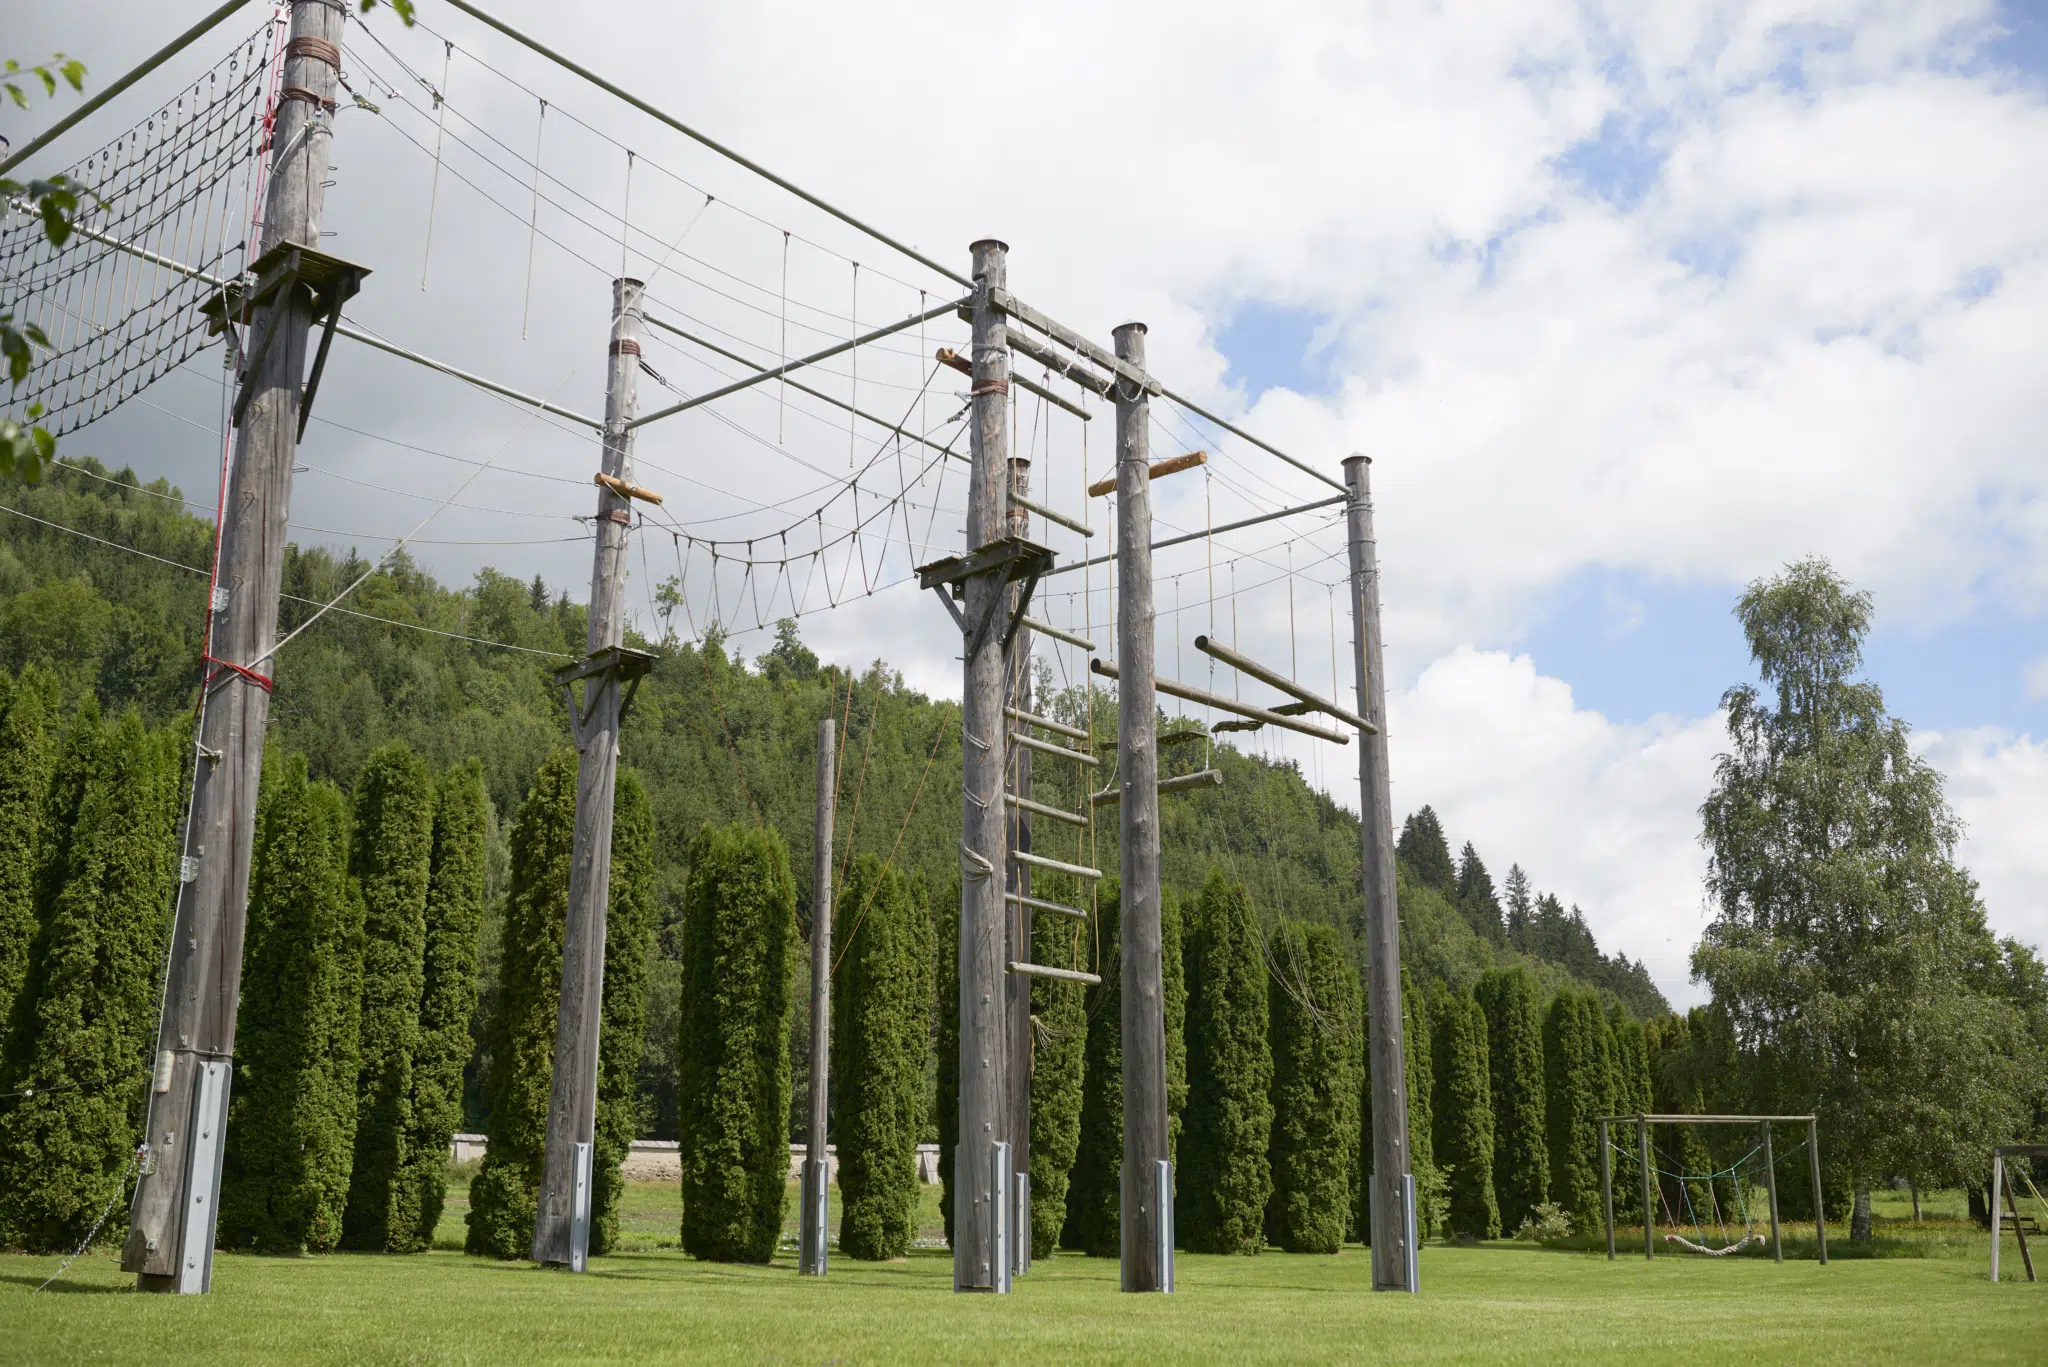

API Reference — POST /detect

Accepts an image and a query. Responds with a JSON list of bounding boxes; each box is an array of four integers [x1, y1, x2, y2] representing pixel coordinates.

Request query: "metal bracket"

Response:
[[553, 644, 657, 736]]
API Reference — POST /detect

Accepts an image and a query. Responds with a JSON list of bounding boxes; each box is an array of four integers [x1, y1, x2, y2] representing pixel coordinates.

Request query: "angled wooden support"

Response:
[[1088, 451, 1205, 498], [1194, 633, 1376, 733], [1090, 658, 1348, 744]]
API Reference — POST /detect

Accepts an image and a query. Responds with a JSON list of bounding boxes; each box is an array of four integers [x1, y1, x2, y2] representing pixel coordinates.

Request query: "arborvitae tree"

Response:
[[467, 750, 578, 1259], [1356, 966, 1441, 1243], [1605, 1003, 1653, 1225], [832, 854, 933, 1260], [220, 756, 365, 1252], [0, 708, 178, 1252], [1432, 989, 1499, 1239], [1645, 1015, 1720, 1231], [0, 668, 57, 1040], [1179, 872, 1272, 1254], [591, 770, 657, 1256], [1474, 967, 1548, 1232], [1065, 881, 1122, 1257], [1265, 920, 1360, 1253], [396, 761, 488, 1251], [676, 822, 796, 1263], [341, 742, 436, 1251], [1026, 875, 1087, 1260], [1543, 991, 1603, 1230], [1163, 885, 1188, 1168], [1396, 807, 1455, 892], [1455, 843, 1503, 942], [934, 880, 960, 1248]]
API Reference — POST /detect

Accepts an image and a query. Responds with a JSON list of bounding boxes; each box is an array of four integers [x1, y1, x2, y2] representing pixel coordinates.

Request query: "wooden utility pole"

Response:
[[123, 0, 353, 1293], [1004, 456, 1033, 1277], [800, 718, 837, 1276], [1343, 454, 1416, 1293], [532, 277, 653, 1269], [1114, 321, 1170, 1295], [955, 238, 1013, 1291]]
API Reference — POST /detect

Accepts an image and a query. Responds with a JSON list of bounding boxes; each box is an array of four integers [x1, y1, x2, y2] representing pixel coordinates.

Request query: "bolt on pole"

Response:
[[955, 239, 1012, 1292], [1344, 454, 1416, 1293], [532, 276, 645, 1268], [1114, 321, 1170, 1294], [123, 0, 347, 1293], [800, 717, 837, 1276]]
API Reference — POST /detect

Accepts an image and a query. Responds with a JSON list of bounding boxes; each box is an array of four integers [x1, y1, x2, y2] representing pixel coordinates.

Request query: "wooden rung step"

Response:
[[1008, 960, 1102, 986], [1005, 706, 1088, 742], [1011, 732, 1099, 766], [1090, 768, 1224, 806], [1011, 849, 1102, 880], [1004, 792, 1086, 828], [1017, 615, 1095, 651], [1007, 892, 1088, 920], [1093, 727, 1207, 751]]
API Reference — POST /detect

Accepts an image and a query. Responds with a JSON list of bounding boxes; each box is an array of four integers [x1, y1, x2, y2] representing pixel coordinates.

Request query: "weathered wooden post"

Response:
[[1761, 1122, 1782, 1264], [1005, 456, 1034, 1276], [1343, 455, 1415, 1292], [1638, 1115, 1655, 1260], [1114, 322, 1170, 1295], [1807, 1116, 1827, 1265], [532, 276, 654, 1269], [800, 718, 837, 1276], [1600, 1119, 1615, 1260], [955, 239, 1013, 1292], [124, 0, 360, 1293]]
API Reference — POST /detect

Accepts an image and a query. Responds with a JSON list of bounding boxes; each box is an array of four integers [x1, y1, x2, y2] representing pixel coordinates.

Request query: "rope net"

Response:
[[2, 19, 279, 438]]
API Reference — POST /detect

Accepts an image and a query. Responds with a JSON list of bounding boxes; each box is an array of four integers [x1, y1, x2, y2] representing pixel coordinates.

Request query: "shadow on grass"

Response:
[[0, 1268, 131, 1294]]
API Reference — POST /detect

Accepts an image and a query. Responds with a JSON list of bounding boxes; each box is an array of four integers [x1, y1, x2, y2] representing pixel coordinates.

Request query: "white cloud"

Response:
[[2025, 656, 2048, 701], [1388, 648, 1724, 1005], [1919, 726, 2048, 954]]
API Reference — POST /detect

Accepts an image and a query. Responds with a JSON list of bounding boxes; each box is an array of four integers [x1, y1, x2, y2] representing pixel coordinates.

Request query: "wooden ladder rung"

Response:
[[1007, 960, 1101, 986]]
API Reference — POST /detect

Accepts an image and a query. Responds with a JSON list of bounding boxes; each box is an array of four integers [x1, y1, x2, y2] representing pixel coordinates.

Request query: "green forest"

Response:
[[0, 460, 2042, 1262]]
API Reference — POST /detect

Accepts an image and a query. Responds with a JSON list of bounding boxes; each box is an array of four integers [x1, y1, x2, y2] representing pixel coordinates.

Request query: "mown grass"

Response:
[[3, 1182, 2039, 1366]]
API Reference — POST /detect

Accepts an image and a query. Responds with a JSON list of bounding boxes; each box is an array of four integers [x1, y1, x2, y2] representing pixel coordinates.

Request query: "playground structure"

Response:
[[2, 0, 1415, 1297], [1597, 1113, 1827, 1265], [1989, 1143, 2046, 1283]]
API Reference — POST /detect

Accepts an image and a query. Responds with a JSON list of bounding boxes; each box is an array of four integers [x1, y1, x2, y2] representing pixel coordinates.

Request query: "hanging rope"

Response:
[[519, 97, 545, 339]]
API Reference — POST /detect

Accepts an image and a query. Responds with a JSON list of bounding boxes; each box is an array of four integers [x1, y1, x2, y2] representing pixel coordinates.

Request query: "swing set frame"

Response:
[[1989, 1142, 2047, 1283], [1596, 1113, 1828, 1266]]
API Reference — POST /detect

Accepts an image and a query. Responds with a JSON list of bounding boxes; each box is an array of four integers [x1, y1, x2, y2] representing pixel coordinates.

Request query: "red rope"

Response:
[[204, 656, 274, 693]]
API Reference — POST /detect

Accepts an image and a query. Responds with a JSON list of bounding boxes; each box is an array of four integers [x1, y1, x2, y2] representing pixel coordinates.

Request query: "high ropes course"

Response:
[[1, 0, 1416, 1297]]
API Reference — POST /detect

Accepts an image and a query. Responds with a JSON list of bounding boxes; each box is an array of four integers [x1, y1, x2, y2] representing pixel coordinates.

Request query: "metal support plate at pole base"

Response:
[[1156, 1160, 1176, 1293], [124, 0, 346, 1291], [1345, 456, 1416, 1293], [534, 277, 645, 1267], [569, 1141, 592, 1273], [991, 1140, 1012, 1295], [175, 1062, 231, 1295]]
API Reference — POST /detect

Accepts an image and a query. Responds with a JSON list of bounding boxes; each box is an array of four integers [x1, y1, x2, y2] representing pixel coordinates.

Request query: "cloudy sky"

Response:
[[8, 0, 2046, 1004]]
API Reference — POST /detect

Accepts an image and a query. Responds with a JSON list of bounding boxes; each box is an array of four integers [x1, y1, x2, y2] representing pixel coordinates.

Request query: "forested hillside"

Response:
[[3, 458, 1665, 1140]]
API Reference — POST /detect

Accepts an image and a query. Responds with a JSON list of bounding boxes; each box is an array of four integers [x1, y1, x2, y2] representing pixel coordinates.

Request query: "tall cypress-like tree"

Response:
[[591, 770, 657, 1256], [1356, 966, 1440, 1243], [0, 667, 57, 1041], [220, 756, 365, 1252], [832, 854, 933, 1260], [1065, 881, 1122, 1257], [467, 751, 578, 1258], [1543, 991, 1603, 1231], [1179, 872, 1272, 1254], [396, 761, 488, 1251], [0, 708, 179, 1252], [341, 742, 436, 1251], [1432, 989, 1499, 1239], [934, 880, 960, 1248], [1265, 920, 1360, 1254], [1475, 967, 1548, 1232], [676, 822, 796, 1263], [1396, 807, 1455, 892], [1026, 875, 1087, 1260]]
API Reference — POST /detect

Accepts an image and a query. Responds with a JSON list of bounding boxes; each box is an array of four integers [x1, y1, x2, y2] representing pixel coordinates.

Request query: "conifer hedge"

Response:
[[934, 879, 960, 1248], [0, 668, 57, 1040], [466, 752, 657, 1259], [1179, 872, 1272, 1254], [0, 706, 179, 1251], [591, 770, 656, 1256], [831, 854, 933, 1259], [1475, 967, 1547, 1232], [1432, 988, 1499, 1239], [220, 755, 365, 1252], [466, 750, 578, 1259], [342, 742, 436, 1251], [676, 822, 796, 1263], [1543, 990, 1603, 1230], [396, 761, 488, 1251], [1065, 881, 1122, 1257], [1026, 878, 1087, 1261], [1265, 920, 1360, 1253]]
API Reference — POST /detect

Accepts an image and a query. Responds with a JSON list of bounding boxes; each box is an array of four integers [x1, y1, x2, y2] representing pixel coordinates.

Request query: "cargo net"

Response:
[[1, 19, 280, 437]]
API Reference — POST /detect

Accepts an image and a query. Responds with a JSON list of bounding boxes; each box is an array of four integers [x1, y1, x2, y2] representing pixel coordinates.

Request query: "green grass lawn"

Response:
[[2, 1182, 2040, 1366]]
